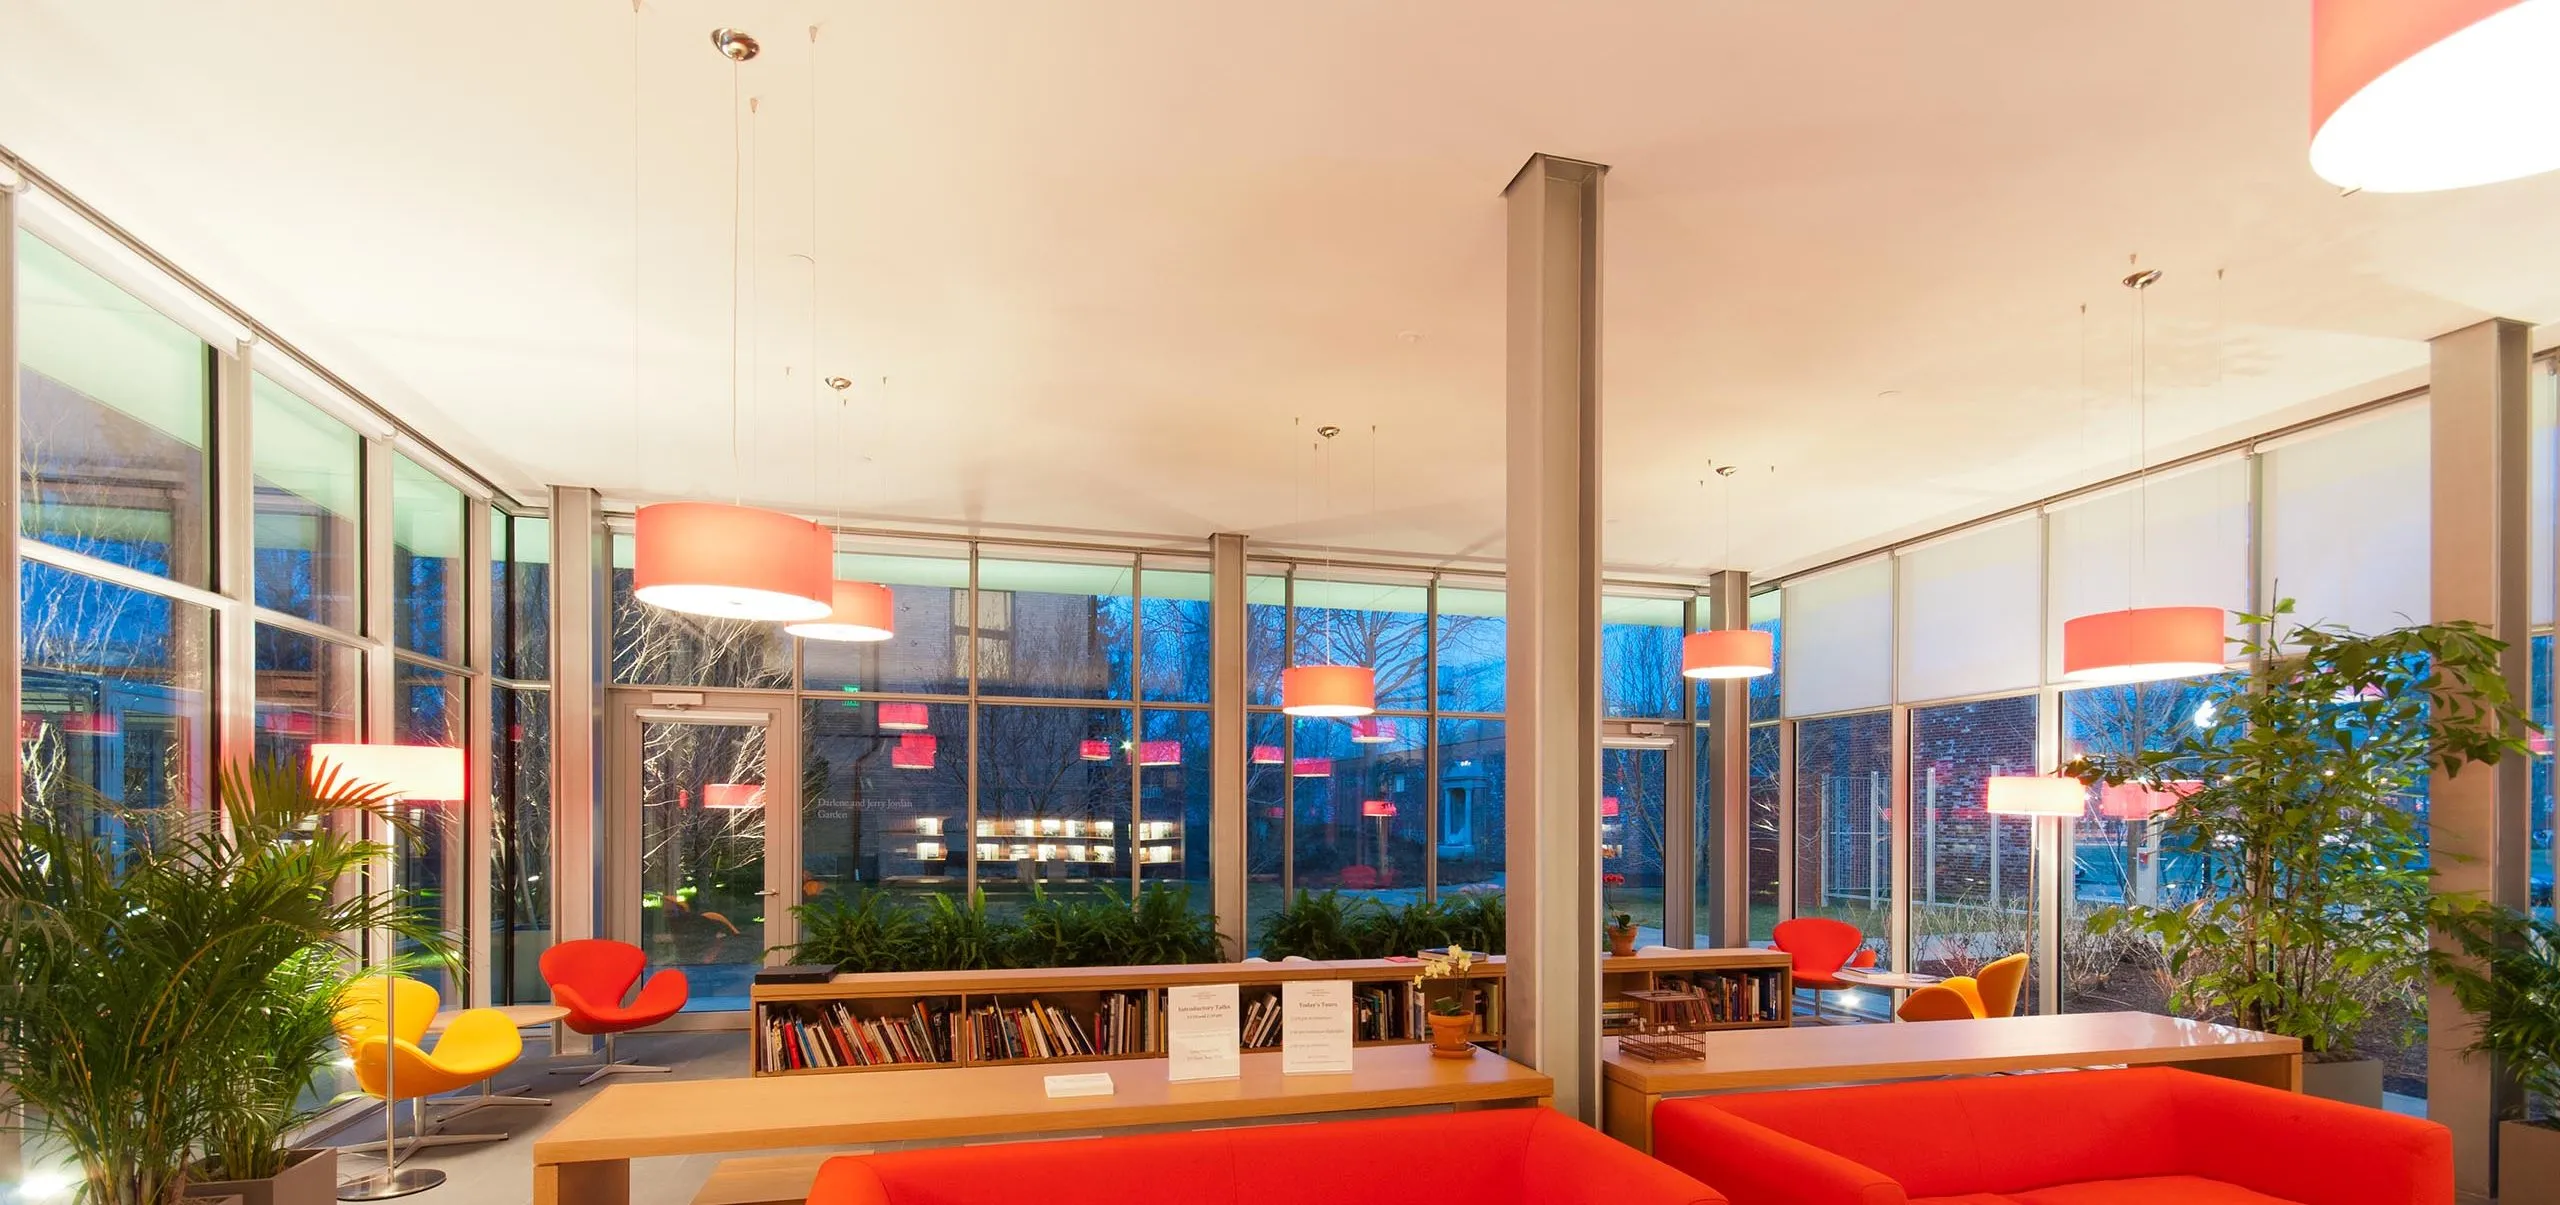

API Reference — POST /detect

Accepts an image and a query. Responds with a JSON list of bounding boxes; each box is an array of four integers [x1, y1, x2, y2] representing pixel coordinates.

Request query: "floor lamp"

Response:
[[1984, 775, 2081, 986], [311, 742, 468, 1202]]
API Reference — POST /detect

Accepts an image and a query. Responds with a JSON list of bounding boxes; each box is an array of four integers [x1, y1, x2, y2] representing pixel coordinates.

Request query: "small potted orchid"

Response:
[[1605, 911, 1639, 957], [1413, 944, 1479, 1058]]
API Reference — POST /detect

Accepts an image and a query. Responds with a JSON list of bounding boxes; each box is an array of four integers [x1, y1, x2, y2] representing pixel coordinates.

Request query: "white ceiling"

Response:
[[7, 1, 2559, 578]]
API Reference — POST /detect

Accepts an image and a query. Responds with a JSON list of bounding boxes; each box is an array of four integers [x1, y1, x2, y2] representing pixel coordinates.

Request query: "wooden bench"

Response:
[[693, 1153, 832, 1205]]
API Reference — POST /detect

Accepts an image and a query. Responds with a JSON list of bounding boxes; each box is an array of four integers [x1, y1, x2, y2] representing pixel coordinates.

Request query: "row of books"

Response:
[[964, 991, 1161, 1061], [1240, 992, 1285, 1049], [1655, 970, 1786, 1024], [764, 1001, 957, 1071]]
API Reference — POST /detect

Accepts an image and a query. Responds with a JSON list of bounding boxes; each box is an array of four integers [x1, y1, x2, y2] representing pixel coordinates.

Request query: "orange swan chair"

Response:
[[541, 939, 689, 1085], [1893, 952, 2031, 1022], [1771, 917, 1875, 1020]]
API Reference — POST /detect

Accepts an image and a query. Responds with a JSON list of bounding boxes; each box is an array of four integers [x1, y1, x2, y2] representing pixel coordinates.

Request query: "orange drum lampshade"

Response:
[[892, 734, 937, 770], [310, 742, 465, 802], [2061, 606, 2227, 684], [878, 702, 930, 731], [1986, 775, 2086, 818], [1601, 795, 1621, 818], [2310, 0, 2560, 192], [702, 782, 766, 810], [2099, 780, 2204, 821], [1681, 628, 1774, 680], [1281, 665, 1376, 717], [785, 580, 896, 643], [631, 502, 833, 622]]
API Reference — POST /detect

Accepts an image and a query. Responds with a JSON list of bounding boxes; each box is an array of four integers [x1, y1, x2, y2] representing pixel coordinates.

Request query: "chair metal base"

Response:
[[337, 1167, 444, 1201], [547, 1032, 672, 1087], [428, 1079, 552, 1123]]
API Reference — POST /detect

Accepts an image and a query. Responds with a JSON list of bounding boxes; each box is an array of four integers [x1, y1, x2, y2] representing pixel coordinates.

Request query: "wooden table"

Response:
[[1600, 1010, 2301, 1151], [425, 1003, 569, 1032], [533, 1044, 1552, 1205]]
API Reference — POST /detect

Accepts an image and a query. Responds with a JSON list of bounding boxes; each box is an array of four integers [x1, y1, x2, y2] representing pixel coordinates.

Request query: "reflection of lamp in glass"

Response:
[[309, 742, 466, 1202], [1361, 800, 1397, 818], [1137, 740, 1182, 767], [1291, 757, 1333, 778], [1350, 717, 1392, 744], [878, 702, 930, 731], [892, 734, 937, 770], [61, 711, 120, 736], [2098, 780, 2202, 822], [1079, 739, 1112, 762], [1985, 773, 2083, 969], [1600, 795, 1620, 818], [786, 579, 896, 643], [1251, 744, 1284, 764], [702, 782, 765, 810]]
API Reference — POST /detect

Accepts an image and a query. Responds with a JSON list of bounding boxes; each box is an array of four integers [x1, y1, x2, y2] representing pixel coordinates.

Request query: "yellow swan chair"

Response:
[[1893, 953, 2032, 1022], [1973, 953, 2030, 1018], [334, 977, 524, 1165]]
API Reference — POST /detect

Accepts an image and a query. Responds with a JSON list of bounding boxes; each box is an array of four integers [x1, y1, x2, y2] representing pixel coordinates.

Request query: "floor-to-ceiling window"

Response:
[[491, 510, 552, 1002]]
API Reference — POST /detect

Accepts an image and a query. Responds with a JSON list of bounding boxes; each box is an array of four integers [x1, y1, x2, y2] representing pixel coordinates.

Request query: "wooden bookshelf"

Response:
[[750, 948, 1790, 1077]]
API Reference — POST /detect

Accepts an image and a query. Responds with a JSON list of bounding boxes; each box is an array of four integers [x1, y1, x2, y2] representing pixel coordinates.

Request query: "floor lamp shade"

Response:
[[785, 580, 896, 642], [1986, 775, 2086, 818], [310, 742, 465, 801], [1681, 628, 1775, 679], [1281, 665, 1376, 717], [2060, 606, 2227, 684], [631, 502, 833, 622], [2310, 0, 2560, 192]]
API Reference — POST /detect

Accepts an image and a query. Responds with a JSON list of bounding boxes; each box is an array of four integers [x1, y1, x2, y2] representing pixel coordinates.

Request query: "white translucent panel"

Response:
[[1782, 556, 1893, 717], [1749, 587, 1781, 627], [978, 553, 1134, 597], [1246, 573, 1288, 606], [1898, 514, 2041, 701], [391, 454, 465, 559], [1603, 593, 1686, 628], [2046, 456, 2253, 679], [1141, 555, 1213, 601], [2535, 363, 2555, 627], [1291, 574, 1429, 615], [2261, 402, 2431, 636], [835, 550, 968, 588], [251, 373, 360, 519], [1437, 575, 1507, 618], [17, 230, 206, 447]]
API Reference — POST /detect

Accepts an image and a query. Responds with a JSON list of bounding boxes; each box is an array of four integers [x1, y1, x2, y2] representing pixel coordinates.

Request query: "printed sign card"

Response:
[[1281, 979, 1354, 1075], [1166, 983, 1241, 1082]]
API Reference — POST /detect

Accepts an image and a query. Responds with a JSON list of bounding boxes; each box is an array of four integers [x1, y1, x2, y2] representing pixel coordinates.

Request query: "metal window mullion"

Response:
[[964, 542, 980, 898], [1774, 718, 1797, 927], [1281, 567, 1295, 899], [1662, 593, 1698, 946], [2036, 678, 2065, 1016], [212, 344, 255, 789], [1888, 705, 1913, 978], [1129, 556, 1144, 900], [463, 494, 493, 1005], [360, 432, 397, 968], [1424, 572, 1441, 902], [0, 182, 20, 821]]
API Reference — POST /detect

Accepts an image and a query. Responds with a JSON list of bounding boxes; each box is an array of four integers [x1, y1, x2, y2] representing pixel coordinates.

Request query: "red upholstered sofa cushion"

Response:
[[808, 1108, 1727, 1205], [1650, 1067, 2449, 1205]]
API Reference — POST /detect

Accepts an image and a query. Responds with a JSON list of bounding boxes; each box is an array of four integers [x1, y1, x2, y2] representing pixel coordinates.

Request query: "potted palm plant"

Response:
[[2071, 604, 2528, 1107], [0, 762, 448, 1205], [2434, 903, 2560, 1198]]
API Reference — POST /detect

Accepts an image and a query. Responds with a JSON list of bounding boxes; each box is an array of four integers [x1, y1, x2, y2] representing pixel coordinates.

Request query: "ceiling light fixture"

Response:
[[1683, 463, 1775, 680], [2060, 266, 2227, 684], [1282, 423, 1378, 718], [784, 27, 899, 644], [2309, 0, 2560, 192], [633, 28, 833, 623]]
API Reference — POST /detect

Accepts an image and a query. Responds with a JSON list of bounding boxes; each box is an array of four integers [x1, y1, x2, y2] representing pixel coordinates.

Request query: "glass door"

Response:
[[1601, 743, 1670, 947], [606, 692, 798, 1018]]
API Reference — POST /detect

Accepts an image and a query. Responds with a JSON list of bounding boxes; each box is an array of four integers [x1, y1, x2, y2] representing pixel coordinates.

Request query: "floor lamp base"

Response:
[[338, 1167, 446, 1200]]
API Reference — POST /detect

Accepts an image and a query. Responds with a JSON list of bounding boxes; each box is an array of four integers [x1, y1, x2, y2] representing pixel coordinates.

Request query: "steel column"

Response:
[[1501, 152, 1606, 1120], [214, 345, 255, 779], [546, 486, 607, 1056], [0, 181, 18, 822], [2426, 318, 2533, 1202], [1209, 532, 1248, 954], [464, 496, 494, 1004], [1703, 570, 1751, 947]]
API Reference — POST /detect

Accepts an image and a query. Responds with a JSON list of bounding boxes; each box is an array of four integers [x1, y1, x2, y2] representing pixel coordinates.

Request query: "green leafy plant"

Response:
[[787, 888, 922, 973], [2070, 604, 2529, 1059], [1442, 889, 1507, 955], [1117, 883, 1226, 965], [1351, 895, 1458, 958], [913, 890, 1004, 971], [1256, 889, 1379, 960], [0, 762, 451, 1205], [2433, 903, 2560, 1122]]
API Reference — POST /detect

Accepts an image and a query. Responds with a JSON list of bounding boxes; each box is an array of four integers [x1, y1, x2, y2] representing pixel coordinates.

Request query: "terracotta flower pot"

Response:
[[1608, 930, 1637, 957], [1425, 1012, 1476, 1058]]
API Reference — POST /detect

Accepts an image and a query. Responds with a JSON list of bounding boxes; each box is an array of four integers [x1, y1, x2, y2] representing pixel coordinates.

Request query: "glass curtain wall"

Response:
[[491, 511, 552, 1002]]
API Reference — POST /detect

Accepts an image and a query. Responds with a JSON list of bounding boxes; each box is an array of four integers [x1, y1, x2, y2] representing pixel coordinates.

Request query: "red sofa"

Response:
[[1651, 1067, 2450, 1205], [808, 1108, 1726, 1205]]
